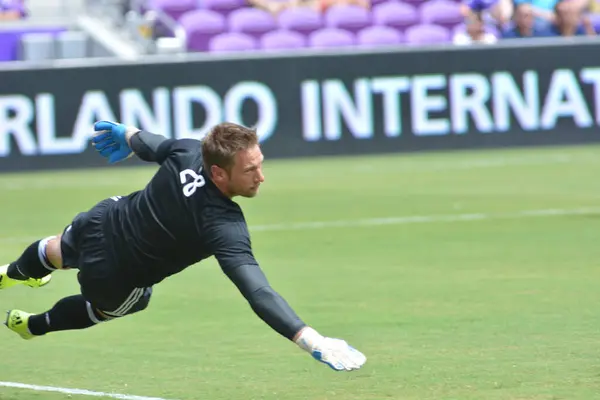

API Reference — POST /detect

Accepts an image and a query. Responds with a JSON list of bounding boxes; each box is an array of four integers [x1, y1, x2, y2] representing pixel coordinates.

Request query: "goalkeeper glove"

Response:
[[295, 327, 367, 371], [91, 120, 137, 164]]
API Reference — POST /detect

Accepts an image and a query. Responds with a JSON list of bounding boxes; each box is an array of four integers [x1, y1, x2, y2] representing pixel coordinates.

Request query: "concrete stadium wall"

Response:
[[1, 37, 600, 172]]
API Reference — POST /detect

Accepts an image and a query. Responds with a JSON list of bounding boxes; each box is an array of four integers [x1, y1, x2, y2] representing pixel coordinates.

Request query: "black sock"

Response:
[[28, 295, 107, 336], [7, 237, 57, 280], [7, 262, 28, 280]]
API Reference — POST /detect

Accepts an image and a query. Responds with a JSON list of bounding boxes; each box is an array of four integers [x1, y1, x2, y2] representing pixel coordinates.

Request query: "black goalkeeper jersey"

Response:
[[103, 138, 256, 288], [89, 130, 305, 341]]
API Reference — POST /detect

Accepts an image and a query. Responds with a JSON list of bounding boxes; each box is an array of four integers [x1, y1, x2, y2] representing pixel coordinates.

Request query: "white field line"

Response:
[[0, 207, 596, 245], [350, 153, 576, 172], [0, 152, 588, 191], [0, 381, 176, 400], [249, 206, 600, 232]]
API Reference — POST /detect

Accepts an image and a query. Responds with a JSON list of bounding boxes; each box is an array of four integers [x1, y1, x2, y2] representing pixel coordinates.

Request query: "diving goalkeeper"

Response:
[[1, 120, 367, 372]]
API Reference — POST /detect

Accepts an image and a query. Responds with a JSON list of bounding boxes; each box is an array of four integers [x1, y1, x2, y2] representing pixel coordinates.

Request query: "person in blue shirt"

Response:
[[512, 0, 559, 25], [502, 3, 551, 37], [541, 0, 594, 36]]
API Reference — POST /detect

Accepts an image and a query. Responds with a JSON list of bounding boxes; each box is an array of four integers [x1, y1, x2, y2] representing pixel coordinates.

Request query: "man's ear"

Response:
[[211, 165, 227, 182]]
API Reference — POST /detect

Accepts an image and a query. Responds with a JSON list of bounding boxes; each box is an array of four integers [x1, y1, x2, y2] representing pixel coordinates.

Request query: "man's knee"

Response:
[[99, 287, 153, 319], [46, 234, 66, 269]]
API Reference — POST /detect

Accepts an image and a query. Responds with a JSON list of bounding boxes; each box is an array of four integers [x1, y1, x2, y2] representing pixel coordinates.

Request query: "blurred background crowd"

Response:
[[1, 0, 599, 62]]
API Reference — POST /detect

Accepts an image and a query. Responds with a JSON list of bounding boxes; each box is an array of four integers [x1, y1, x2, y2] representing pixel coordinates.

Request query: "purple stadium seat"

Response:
[[209, 32, 258, 52], [228, 8, 278, 39], [325, 5, 371, 34], [0, 36, 13, 61], [373, 1, 419, 33], [179, 10, 227, 52], [277, 7, 323, 36], [147, 0, 197, 22], [357, 26, 403, 47], [200, 0, 246, 17], [405, 24, 450, 45], [420, 0, 463, 30], [309, 28, 355, 48], [260, 30, 306, 50]]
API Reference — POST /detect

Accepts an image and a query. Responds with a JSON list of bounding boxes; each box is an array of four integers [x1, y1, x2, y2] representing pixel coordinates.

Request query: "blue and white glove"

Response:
[[295, 327, 367, 371], [91, 120, 135, 164]]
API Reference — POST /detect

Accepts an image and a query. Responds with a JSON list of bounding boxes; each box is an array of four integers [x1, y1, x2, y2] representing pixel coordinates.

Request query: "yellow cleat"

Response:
[[0, 264, 51, 289], [5, 310, 35, 340]]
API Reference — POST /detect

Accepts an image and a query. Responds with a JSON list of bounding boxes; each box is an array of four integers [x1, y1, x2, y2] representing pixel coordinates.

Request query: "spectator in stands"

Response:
[[454, 12, 498, 44], [502, 3, 549, 37], [512, 0, 559, 25], [565, 0, 599, 34], [0, 0, 26, 20], [542, 0, 596, 36], [249, 0, 369, 16]]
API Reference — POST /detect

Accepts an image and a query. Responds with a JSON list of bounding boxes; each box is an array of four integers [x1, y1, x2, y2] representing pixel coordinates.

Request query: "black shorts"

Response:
[[61, 197, 152, 318]]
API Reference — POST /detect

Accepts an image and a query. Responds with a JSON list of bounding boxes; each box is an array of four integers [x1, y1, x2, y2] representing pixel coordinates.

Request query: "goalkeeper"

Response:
[[1, 120, 367, 372]]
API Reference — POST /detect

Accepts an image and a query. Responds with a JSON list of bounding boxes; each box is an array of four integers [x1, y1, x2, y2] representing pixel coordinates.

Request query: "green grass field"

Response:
[[1, 144, 600, 400]]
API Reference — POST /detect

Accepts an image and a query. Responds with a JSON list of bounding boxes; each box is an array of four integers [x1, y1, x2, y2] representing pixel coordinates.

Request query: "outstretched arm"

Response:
[[212, 221, 367, 371], [222, 262, 306, 340], [221, 260, 367, 371], [91, 120, 175, 164]]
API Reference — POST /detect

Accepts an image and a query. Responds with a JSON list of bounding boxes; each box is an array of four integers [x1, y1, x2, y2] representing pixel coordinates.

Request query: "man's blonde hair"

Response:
[[202, 122, 259, 173]]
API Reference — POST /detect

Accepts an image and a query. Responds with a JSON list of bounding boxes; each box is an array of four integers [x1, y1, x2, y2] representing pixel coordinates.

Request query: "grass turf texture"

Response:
[[0, 144, 599, 400]]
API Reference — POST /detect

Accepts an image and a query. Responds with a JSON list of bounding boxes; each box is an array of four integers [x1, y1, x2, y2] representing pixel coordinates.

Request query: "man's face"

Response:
[[226, 145, 265, 198], [556, 2, 579, 27], [515, 5, 534, 30]]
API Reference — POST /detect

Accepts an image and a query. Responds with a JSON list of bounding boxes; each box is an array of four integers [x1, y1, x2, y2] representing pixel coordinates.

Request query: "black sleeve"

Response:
[[130, 131, 175, 164], [211, 220, 306, 340], [224, 264, 307, 340]]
